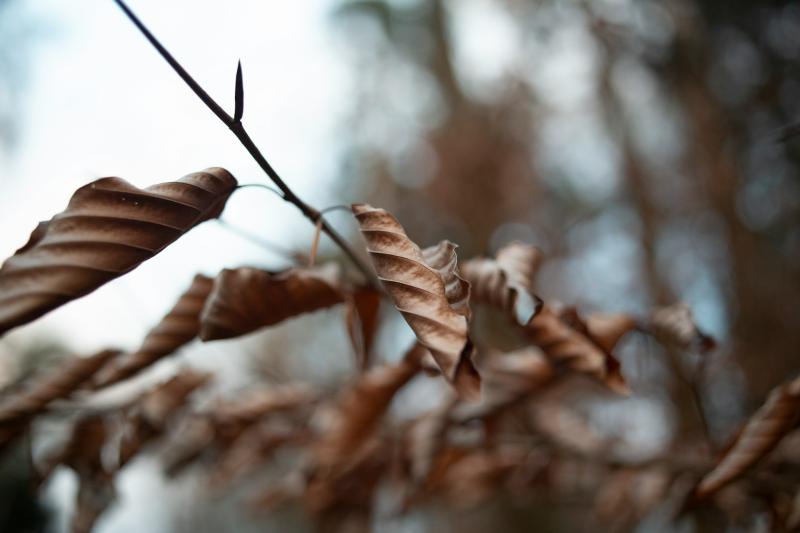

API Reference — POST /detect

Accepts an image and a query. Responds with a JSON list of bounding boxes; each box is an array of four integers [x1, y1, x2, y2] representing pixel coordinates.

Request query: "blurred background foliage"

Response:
[[1, 0, 799, 531], [332, 0, 800, 431]]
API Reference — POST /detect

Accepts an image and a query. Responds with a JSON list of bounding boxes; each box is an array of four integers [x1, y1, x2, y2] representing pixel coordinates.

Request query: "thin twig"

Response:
[[319, 204, 351, 215], [112, 0, 377, 288], [235, 183, 285, 199], [308, 219, 323, 267], [216, 219, 300, 262]]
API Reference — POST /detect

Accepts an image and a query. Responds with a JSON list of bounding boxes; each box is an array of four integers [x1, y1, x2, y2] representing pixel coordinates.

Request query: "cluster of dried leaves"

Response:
[[0, 170, 798, 532]]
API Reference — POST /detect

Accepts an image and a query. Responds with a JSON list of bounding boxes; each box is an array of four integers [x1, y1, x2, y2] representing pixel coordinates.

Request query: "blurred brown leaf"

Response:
[[649, 303, 716, 353], [694, 375, 800, 500], [314, 348, 421, 470], [118, 370, 211, 468], [199, 264, 344, 341], [525, 305, 628, 393], [585, 312, 638, 354], [92, 274, 214, 388], [0, 350, 119, 448], [461, 241, 543, 325]]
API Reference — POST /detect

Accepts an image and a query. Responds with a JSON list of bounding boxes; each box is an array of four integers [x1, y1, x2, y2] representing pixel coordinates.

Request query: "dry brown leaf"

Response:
[[160, 414, 216, 478], [452, 347, 554, 424], [161, 385, 316, 479], [118, 370, 211, 468], [305, 434, 388, 515], [248, 471, 306, 511], [314, 350, 421, 469], [209, 419, 310, 489], [788, 489, 800, 531], [593, 467, 672, 530], [525, 304, 628, 393], [585, 312, 638, 354], [58, 416, 116, 533], [406, 396, 459, 486], [199, 264, 344, 341], [694, 375, 800, 500], [345, 286, 382, 371], [210, 383, 318, 427], [437, 447, 527, 508], [649, 303, 716, 353], [352, 204, 479, 398], [0, 168, 237, 336], [461, 241, 543, 325], [0, 350, 119, 447], [92, 274, 214, 388]]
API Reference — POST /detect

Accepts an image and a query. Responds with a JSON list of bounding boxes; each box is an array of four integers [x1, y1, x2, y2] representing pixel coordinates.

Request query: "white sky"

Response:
[[0, 0, 351, 352]]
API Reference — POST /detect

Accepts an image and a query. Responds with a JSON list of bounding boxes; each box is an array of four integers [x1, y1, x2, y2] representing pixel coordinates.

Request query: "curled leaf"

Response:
[[452, 347, 554, 424], [694, 376, 800, 500], [649, 303, 715, 353], [209, 419, 309, 489], [0, 168, 237, 336], [585, 312, 638, 354], [461, 241, 543, 325], [352, 204, 479, 397], [314, 352, 421, 468], [525, 304, 628, 394], [199, 264, 344, 341], [59, 416, 115, 533], [118, 370, 211, 467], [406, 396, 458, 486], [92, 274, 214, 388], [593, 467, 672, 529], [161, 414, 216, 477], [210, 383, 318, 427], [436, 447, 527, 508], [161, 384, 316, 478]]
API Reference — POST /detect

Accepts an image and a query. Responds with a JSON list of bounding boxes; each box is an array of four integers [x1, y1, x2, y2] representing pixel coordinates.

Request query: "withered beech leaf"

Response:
[[461, 241, 543, 325], [161, 384, 317, 478], [352, 204, 479, 398], [210, 383, 318, 427], [199, 264, 344, 341], [92, 274, 214, 388], [694, 375, 800, 500], [161, 414, 216, 478], [525, 304, 628, 394], [436, 447, 527, 508], [314, 347, 422, 468], [0, 168, 237, 336], [248, 471, 306, 511], [118, 370, 211, 468], [452, 347, 554, 424], [406, 397, 458, 485], [585, 312, 638, 354], [345, 287, 382, 372], [421, 240, 472, 321], [0, 350, 119, 446], [57, 416, 115, 533], [649, 303, 716, 353], [209, 419, 309, 489], [593, 467, 672, 529]]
